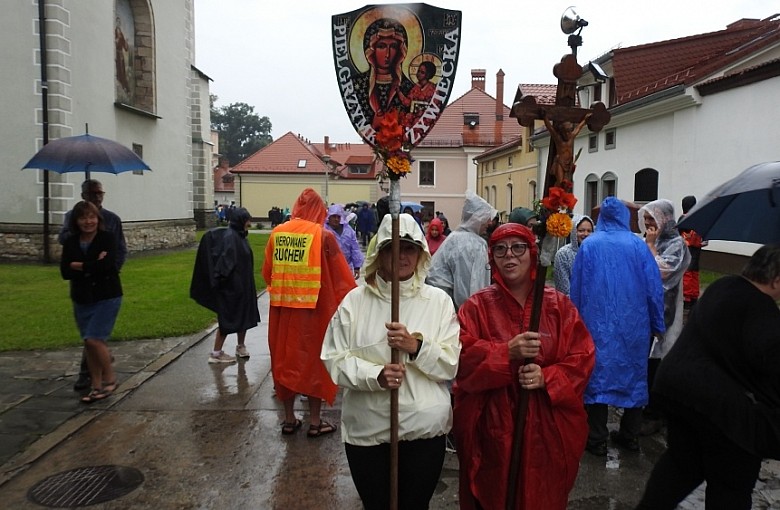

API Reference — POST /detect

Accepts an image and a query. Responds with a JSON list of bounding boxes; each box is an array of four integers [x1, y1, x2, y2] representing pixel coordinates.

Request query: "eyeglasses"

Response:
[[492, 242, 528, 258]]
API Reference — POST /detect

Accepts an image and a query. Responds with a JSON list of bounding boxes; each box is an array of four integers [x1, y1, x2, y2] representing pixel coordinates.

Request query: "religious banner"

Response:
[[331, 4, 462, 151]]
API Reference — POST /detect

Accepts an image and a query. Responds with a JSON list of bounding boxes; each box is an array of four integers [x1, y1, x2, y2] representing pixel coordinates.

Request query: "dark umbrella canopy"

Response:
[[677, 161, 780, 244], [21, 133, 151, 178]]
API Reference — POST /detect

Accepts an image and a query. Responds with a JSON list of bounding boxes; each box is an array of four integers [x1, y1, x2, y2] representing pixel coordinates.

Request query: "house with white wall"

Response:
[[532, 14, 780, 265]]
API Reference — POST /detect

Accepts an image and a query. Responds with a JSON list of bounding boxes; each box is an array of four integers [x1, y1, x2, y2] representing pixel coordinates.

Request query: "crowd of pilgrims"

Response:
[[198, 188, 778, 510]]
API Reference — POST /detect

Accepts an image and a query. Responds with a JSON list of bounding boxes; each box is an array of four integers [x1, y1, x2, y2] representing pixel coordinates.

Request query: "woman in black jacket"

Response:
[[61, 201, 122, 403]]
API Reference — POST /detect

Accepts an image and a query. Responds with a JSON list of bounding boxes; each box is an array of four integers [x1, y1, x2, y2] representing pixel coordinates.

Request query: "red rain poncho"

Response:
[[454, 223, 595, 510], [263, 188, 356, 404]]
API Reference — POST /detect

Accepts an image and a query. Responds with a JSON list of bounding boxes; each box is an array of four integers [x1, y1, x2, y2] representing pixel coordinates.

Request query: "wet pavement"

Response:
[[1, 291, 779, 508]]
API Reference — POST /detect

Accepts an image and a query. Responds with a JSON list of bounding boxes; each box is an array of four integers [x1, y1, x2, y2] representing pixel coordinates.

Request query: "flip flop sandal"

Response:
[[80, 388, 111, 404], [281, 419, 302, 435], [307, 420, 337, 438]]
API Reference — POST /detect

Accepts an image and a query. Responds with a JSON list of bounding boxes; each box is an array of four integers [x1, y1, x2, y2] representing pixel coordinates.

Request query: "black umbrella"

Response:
[[677, 161, 780, 244], [21, 133, 151, 179]]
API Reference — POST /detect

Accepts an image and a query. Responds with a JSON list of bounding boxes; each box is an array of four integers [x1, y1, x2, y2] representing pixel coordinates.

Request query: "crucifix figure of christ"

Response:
[[511, 53, 611, 192]]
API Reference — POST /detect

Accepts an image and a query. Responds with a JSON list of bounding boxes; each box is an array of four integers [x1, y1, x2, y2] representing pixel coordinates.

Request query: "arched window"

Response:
[[601, 172, 617, 200], [506, 182, 513, 213], [634, 168, 659, 203], [528, 180, 537, 206], [584, 173, 599, 214], [115, 0, 156, 113], [491, 185, 497, 207]]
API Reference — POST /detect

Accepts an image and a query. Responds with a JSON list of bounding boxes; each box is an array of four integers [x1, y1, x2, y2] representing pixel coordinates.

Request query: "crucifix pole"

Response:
[[505, 11, 610, 509]]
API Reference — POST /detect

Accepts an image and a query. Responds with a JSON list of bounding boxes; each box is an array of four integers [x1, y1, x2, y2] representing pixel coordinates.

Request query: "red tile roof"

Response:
[[517, 84, 558, 105], [419, 87, 526, 148], [613, 15, 780, 104], [231, 132, 379, 180]]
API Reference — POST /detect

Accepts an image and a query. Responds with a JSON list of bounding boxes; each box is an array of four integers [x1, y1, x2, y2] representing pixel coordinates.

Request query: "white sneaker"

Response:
[[208, 351, 236, 364], [236, 345, 250, 358]]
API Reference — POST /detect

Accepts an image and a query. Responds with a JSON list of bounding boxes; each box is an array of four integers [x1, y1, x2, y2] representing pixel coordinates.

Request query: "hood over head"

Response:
[[488, 223, 539, 292], [639, 199, 677, 238], [427, 217, 444, 237], [363, 213, 431, 284], [292, 188, 327, 224], [327, 203, 347, 225], [569, 214, 594, 247], [459, 191, 497, 234], [596, 197, 631, 232], [681, 195, 697, 214], [229, 207, 252, 237]]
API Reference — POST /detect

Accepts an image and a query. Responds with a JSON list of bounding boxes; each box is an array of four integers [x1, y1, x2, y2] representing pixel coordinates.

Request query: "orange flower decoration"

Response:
[[546, 212, 573, 238], [374, 111, 404, 152], [541, 186, 577, 212], [373, 108, 413, 180]]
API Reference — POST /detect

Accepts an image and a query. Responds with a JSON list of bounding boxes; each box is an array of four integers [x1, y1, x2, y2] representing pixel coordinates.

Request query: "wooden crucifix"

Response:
[[504, 52, 610, 510], [512, 53, 610, 192]]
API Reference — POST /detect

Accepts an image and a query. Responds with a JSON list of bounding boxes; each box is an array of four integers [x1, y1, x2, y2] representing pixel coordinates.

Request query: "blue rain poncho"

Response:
[[425, 191, 497, 309], [570, 197, 665, 407]]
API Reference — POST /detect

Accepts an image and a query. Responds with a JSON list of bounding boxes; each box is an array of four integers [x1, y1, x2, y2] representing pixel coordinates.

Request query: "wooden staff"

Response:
[[505, 144, 557, 510], [389, 180, 401, 510]]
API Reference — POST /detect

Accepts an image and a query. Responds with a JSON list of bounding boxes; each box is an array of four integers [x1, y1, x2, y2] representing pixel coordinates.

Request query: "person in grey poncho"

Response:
[[639, 199, 691, 433], [426, 191, 497, 310], [553, 215, 594, 296]]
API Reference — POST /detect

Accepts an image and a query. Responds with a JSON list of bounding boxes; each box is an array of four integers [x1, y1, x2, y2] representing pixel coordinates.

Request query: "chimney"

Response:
[[495, 69, 504, 144], [471, 69, 486, 91], [324, 135, 330, 155]]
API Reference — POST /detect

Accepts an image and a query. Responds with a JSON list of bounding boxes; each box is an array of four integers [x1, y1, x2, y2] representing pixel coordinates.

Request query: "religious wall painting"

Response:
[[332, 4, 462, 149], [115, 0, 135, 105]]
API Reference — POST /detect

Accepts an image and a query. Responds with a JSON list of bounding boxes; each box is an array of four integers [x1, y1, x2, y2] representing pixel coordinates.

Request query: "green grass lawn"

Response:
[[0, 233, 269, 352], [0, 231, 727, 352]]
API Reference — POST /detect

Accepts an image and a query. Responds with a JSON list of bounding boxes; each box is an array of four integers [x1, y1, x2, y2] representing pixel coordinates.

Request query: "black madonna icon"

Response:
[[331, 4, 462, 149]]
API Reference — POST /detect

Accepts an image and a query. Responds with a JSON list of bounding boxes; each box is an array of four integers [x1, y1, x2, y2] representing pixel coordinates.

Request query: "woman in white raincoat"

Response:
[[321, 213, 461, 510]]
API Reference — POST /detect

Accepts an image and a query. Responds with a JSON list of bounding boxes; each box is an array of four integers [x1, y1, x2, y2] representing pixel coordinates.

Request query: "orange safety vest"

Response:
[[267, 219, 322, 308]]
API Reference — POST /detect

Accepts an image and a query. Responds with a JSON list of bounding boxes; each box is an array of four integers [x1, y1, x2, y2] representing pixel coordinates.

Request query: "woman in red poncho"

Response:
[[263, 188, 357, 437], [454, 223, 595, 509]]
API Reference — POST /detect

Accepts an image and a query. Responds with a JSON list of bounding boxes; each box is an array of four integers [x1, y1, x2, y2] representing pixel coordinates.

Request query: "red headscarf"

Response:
[[292, 188, 327, 224], [488, 223, 539, 289]]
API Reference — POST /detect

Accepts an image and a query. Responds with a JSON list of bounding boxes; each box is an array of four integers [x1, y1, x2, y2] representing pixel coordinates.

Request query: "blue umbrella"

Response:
[[677, 161, 780, 244], [401, 201, 423, 213], [21, 133, 151, 179]]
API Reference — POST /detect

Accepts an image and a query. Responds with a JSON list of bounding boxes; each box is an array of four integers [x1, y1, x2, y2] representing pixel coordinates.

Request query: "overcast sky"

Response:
[[194, 0, 776, 143]]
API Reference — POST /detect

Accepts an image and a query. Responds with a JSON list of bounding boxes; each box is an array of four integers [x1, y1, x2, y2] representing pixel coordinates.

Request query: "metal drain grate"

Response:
[[27, 465, 143, 508]]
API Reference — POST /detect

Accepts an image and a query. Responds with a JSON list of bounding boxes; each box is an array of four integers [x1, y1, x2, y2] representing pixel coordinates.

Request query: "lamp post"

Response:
[[322, 154, 330, 204]]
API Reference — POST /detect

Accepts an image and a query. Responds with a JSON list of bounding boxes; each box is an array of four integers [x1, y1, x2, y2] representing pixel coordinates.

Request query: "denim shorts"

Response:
[[73, 297, 122, 341]]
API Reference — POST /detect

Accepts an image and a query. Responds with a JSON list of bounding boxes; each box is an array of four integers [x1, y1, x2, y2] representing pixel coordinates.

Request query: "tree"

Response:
[[210, 95, 272, 166]]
